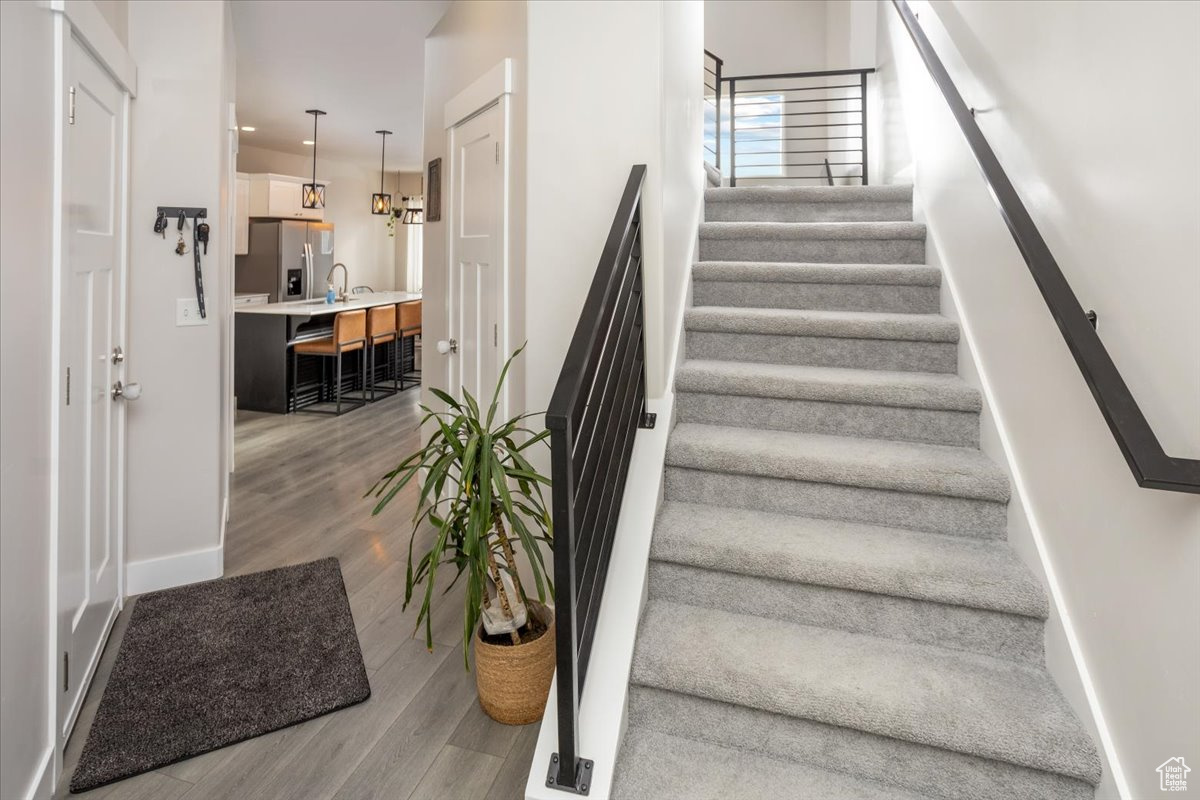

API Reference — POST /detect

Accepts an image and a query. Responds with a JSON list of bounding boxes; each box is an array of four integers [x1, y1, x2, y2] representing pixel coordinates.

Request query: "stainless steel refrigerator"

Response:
[[235, 219, 335, 302]]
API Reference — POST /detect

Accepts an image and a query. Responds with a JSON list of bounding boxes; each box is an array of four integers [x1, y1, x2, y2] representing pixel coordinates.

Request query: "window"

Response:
[[405, 223, 423, 292], [704, 93, 784, 178]]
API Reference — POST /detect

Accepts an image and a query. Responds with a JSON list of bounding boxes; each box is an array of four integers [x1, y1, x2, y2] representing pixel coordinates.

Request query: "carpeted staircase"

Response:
[[611, 185, 1102, 800]]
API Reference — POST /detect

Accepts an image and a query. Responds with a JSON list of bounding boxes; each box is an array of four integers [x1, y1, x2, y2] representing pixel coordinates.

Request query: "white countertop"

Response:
[[234, 291, 422, 317]]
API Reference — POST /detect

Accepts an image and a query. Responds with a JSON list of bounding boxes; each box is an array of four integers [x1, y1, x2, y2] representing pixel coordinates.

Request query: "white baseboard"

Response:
[[125, 544, 223, 596], [24, 744, 53, 800]]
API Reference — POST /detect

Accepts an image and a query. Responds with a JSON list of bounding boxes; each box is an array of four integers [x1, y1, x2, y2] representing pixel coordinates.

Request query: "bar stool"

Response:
[[292, 309, 367, 415], [364, 305, 398, 401], [397, 301, 422, 390]]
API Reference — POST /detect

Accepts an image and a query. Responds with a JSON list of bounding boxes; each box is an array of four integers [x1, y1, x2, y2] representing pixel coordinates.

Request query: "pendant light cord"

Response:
[[379, 132, 387, 194], [311, 113, 318, 186]]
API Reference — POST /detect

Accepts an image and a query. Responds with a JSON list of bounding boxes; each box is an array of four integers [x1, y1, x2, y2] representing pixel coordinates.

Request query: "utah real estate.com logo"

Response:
[[1158, 757, 1191, 792]]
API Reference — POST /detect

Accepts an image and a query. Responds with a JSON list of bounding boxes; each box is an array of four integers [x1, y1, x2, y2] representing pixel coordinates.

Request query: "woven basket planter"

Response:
[[475, 602, 556, 725]]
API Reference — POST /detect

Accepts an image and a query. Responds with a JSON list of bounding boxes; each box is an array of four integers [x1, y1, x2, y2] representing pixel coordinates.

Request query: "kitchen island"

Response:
[[235, 291, 421, 413]]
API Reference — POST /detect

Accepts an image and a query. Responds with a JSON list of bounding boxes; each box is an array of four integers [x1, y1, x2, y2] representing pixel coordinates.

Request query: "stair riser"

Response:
[[693, 280, 940, 313], [686, 331, 959, 373], [706, 200, 912, 223], [665, 467, 1008, 538], [626, 687, 1096, 800], [699, 237, 925, 264], [676, 391, 980, 446], [648, 562, 1044, 665]]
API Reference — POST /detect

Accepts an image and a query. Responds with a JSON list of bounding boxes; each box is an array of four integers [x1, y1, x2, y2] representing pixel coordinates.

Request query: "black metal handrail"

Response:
[[720, 66, 875, 186], [545, 165, 656, 794], [704, 50, 723, 173], [892, 0, 1199, 493]]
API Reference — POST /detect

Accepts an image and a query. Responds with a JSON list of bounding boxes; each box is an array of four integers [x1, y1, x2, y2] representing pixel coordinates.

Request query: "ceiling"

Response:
[[231, 0, 449, 172]]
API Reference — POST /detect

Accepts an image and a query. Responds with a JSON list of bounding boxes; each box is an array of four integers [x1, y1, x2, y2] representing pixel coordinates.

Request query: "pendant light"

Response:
[[400, 194, 424, 225], [301, 109, 326, 209], [371, 130, 392, 215]]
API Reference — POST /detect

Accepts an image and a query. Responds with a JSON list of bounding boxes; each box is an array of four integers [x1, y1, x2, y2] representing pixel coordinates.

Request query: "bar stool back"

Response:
[[293, 309, 367, 415], [397, 301, 422, 390]]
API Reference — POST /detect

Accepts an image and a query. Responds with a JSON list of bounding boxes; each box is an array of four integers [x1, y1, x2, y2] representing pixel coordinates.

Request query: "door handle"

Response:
[[111, 381, 142, 401], [436, 339, 457, 354], [111, 346, 124, 364], [304, 243, 314, 298]]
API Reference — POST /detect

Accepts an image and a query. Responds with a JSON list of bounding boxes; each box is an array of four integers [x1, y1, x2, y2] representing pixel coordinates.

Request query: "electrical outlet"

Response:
[[176, 298, 207, 326]]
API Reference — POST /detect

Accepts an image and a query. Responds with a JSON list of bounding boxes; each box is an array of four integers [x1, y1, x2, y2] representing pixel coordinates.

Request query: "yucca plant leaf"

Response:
[[371, 345, 552, 668]]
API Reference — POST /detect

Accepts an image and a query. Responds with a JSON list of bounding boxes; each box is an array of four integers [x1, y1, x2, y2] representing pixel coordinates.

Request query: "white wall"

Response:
[[525, 0, 659, 422], [125, 0, 234, 590], [877, 2, 1200, 797], [92, 0, 128, 47], [0, 4, 57, 796], [525, 0, 703, 417], [236, 145, 398, 292], [421, 0, 528, 421], [705, 0, 826, 75], [825, 0, 877, 70], [655, 1, 705, 389]]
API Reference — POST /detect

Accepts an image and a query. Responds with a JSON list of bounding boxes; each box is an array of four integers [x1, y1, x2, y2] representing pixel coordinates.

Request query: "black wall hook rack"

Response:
[[157, 206, 207, 220], [156, 206, 210, 321]]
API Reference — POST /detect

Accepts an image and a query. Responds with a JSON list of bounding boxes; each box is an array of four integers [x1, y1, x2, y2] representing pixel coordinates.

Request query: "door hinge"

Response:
[[66, 366, 71, 405], [68, 86, 76, 126], [63, 651, 69, 691], [495, 141, 499, 164], [494, 324, 497, 347]]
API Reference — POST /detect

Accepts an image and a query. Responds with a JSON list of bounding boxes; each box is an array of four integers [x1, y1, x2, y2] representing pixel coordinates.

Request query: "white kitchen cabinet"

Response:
[[234, 173, 250, 255], [246, 173, 327, 221]]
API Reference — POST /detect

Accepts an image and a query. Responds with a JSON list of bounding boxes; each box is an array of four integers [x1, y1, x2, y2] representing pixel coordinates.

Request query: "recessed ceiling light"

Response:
[[240, 126, 256, 132], [303, 140, 315, 145]]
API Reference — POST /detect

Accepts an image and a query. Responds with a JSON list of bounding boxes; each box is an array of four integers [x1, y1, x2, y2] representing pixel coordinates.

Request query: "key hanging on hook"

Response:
[[153, 210, 167, 238], [177, 210, 187, 232], [195, 218, 210, 255]]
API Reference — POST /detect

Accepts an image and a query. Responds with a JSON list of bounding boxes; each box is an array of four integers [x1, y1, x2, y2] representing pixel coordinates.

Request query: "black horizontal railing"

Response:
[[892, 0, 1199, 493], [703, 49, 723, 173], [545, 165, 656, 794], [720, 66, 874, 186]]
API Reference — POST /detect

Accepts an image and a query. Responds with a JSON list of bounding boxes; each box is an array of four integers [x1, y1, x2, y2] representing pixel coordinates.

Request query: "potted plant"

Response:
[[368, 346, 556, 724]]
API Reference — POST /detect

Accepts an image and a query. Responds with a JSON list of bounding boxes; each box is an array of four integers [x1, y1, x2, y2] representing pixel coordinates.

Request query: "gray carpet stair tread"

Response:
[[694, 260, 941, 285], [632, 599, 1102, 785], [705, 185, 914, 204], [626, 686, 1098, 800], [675, 360, 980, 411], [613, 726, 934, 800], [651, 501, 1046, 617], [685, 306, 960, 342], [666, 423, 1011, 502], [701, 220, 927, 240]]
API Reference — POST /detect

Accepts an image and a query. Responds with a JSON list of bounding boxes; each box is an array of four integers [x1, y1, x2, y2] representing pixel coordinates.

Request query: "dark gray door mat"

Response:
[[71, 557, 371, 793]]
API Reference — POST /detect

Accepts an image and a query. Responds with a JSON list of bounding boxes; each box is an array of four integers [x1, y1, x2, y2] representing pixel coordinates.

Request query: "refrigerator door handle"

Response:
[[304, 242, 314, 299]]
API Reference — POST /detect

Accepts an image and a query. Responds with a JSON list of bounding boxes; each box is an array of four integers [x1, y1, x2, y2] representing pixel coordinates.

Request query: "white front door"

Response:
[[448, 101, 504, 411], [57, 34, 126, 741]]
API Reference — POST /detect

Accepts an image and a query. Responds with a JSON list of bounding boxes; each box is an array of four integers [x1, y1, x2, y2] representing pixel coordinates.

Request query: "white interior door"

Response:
[[57, 34, 126, 740], [448, 102, 504, 410]]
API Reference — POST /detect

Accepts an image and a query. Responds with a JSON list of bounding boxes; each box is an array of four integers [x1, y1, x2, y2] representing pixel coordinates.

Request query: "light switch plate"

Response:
[[176, 298, 208, 326]]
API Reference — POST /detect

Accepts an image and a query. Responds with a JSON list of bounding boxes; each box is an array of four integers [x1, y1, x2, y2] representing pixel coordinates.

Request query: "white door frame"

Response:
[[47, 0, 136, 790], [443, 59, 514, 418]]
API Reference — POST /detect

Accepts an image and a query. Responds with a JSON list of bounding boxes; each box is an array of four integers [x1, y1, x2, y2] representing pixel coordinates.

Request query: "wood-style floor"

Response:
[[56, 388, 539, 800]]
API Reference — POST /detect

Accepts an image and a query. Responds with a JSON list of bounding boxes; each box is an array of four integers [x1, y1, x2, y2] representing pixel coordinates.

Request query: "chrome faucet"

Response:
[[326, 262, 349, 302]]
